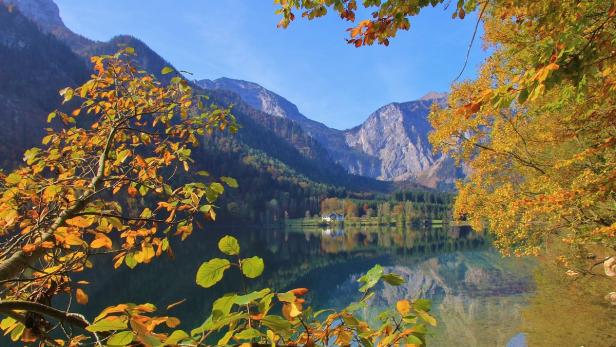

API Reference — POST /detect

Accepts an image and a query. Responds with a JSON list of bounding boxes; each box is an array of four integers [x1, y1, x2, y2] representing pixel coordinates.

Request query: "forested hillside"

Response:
[[0, 4, 87, 167], [0, 0, 395, 222]]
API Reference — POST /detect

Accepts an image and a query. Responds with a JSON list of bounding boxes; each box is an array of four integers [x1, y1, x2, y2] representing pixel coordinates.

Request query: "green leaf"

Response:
[[414, 299, 432, 312], [116, 149, 131, 164], [23, 148, 40, 165], [416, 309, 437, 326], [241, 256, 264, 278], [60, 87, 74, 102], [220, 176, 239, 188], [124, 47, 135, 55], [217, 329, 235, 346], [212, 294, 237, 317], [258, 293, 275, 315], [342, 315, 360, 327], [86, 318, 128, 332], [47, 111, 57, 123], [107, 331, 134, 346], [210, 182, 225, 194], [165, 330, 190, 345], [196, 258, 230, 288], [9, 323, 24, 342], [261, 315, 292, 332], [0, 317, 16, 330], [161, 66, 174, 75], [518, 88, 529, 104], [406, 334, 425, 345], [381, 273, 405, 286], [345, 301, 366, 312], [358, 264, 383, 292], [218, 235, 240, 255], [5, 173, 21, 185], [234, 289, 270, 305], [234, 328, 262, 340], [125, 253, 137, 269], [277, 291, 296, 303]]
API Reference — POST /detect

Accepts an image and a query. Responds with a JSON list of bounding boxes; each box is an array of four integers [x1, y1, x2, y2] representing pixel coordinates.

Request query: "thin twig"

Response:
[[453, 1, 488, 82]]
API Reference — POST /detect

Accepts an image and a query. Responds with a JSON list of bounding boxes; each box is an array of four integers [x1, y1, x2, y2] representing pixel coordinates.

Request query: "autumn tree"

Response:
[[0, 50, 436, 346], [343, 199, 359, 218], [275, 0, 616, 279]]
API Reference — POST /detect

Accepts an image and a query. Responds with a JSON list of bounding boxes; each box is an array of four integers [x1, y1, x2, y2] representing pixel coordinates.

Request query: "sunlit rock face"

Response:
[[322, 251, 535, 347], [344, 99, 438, 181], [197, 77, 463, 189], [196, 78, 382, 178]]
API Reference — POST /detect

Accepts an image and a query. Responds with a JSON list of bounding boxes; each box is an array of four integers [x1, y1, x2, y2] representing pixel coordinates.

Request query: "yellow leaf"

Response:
[[66, 216, 95, 228], [396, 299, 411, 315], [282, 302, 302, 320]]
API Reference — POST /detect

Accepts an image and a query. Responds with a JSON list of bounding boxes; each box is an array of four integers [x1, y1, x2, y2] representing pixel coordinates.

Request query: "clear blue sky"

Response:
[[54, 0, 488, 130]]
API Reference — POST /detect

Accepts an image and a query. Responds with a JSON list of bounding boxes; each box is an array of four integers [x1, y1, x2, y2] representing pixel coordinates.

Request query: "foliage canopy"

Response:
[[276, 0, 616, 269]]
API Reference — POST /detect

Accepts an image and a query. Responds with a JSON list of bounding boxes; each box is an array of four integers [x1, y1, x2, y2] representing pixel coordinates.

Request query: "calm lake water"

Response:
[[81, 223, 615, 347]]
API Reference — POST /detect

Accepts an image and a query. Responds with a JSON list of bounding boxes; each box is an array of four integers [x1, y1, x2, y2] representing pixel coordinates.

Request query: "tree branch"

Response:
[[453, 0, 488, 82], [0, 126, 118, 282], [0, 300, 89, 330]]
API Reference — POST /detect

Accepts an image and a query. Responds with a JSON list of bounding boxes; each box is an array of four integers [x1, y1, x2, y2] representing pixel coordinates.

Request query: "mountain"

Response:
[[197, 78, 462, 189], [0, 0, 390, 222], [196, 78, 381, 177], [0, 2, 87, 168], [343, 94, 464, 188], [5, 0, 459, 190], [3, 0, 92, 51]]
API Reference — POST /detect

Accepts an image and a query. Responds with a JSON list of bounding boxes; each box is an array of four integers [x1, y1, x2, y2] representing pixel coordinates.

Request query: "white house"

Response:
[[321, 213, 344, 222]]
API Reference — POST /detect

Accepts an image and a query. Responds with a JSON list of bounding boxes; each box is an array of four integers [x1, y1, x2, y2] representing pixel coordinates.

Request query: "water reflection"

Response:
[[80, 223, 614, 346]]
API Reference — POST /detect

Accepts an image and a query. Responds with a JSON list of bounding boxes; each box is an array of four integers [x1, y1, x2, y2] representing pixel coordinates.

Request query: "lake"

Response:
[[81, 223, 616, 346]]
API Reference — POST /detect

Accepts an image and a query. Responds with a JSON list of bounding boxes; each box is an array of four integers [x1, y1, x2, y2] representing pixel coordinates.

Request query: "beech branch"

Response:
[[0, 126, 118, 282], [0, 300, 89, 330]]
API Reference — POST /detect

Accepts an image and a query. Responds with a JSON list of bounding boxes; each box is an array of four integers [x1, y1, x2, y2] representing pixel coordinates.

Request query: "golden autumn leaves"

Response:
[[0, 48, 439, 346], [0, 49, 239, 344]]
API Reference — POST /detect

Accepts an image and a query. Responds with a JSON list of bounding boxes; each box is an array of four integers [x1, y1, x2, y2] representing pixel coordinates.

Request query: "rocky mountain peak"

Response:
[[3, 0, 63, 32], [344, 100, 437, 181], [197, 77, 307, 123], [196, 78, 462, 189], [4, 0, 92, 51]]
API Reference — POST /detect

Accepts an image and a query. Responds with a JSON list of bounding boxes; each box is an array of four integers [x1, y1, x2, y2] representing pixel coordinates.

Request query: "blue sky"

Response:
[[54, 0, 488, 130]]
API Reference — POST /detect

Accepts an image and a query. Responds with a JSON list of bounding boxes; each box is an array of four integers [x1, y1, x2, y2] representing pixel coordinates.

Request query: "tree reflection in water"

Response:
[[81, 223, 613, 346]]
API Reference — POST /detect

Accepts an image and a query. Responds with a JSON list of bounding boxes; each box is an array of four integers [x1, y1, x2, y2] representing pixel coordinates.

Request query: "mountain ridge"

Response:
[[2, 0, 461, 191], [199, 77, 460, 189]]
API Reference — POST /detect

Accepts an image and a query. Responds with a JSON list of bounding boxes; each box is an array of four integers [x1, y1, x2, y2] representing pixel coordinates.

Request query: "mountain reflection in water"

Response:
[[82, 223, 614, 347]]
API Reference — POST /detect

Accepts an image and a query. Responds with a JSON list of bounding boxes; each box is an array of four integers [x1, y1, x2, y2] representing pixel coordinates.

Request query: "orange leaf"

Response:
[[165, 317, 180, 328], [21, 243, 37, 253], [90, 233, 112, 249], [127, 186, 138, 197], [76, 288, 89, 305], [290, 288, 309, 296], [66, 216, 94, 228]]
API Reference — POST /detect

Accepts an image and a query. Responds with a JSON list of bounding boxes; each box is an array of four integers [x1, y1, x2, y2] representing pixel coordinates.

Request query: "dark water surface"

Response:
[[79, 223, 615, 347]]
